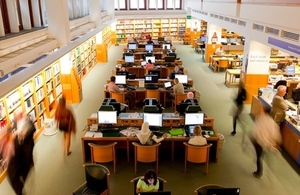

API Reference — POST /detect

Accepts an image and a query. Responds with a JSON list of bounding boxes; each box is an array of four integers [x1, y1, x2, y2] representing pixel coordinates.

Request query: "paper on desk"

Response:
[[90, 113, 97, 118], [85, 131, 94, 137], [94, 132, 103, 138], [139, 79, 145, 88]]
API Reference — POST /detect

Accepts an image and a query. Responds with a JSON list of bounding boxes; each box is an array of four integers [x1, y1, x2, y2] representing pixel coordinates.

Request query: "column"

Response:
[[0, 9, 5, 36], [205, 23, 222, 62], [190, 18, 201, 48], [240, 39, 271, 103], [6, 0, 19, 33], [31, 0, 42, 27], [20, 0, 31, 29], [102, 0, 115, 17], [88, 0, 102, 27], [44, 0, 70, 46]]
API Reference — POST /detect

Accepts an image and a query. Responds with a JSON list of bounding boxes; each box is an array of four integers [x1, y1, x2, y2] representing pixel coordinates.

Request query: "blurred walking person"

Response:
[[55, 96, 76, 156], [249, 105, 282, 178], [231, 81, 246, 135]]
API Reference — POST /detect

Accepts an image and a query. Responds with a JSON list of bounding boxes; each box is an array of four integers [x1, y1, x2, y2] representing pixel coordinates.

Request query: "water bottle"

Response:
[[297, 102, 300, 120]]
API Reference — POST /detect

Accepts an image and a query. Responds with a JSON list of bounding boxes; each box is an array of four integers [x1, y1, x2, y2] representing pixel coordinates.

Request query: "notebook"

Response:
[[164, 81, 172, 90]]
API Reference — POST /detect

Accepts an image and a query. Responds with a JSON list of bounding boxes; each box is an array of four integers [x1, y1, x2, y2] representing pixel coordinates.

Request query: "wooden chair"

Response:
[[172, 93, 187, 111], [231, 60, 242, 68], [73, 164, 110, 195], [130, 176, 167, 195], [216, 59, 229, 72], [132, 142, 161, 174], [183, 142, 212, 175], [146, 89, 160, 100], [110, 92, 127, 104], [88, 142, 117, 174]]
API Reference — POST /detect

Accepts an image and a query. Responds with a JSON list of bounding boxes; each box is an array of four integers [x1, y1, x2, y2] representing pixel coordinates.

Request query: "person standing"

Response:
[[55, 96, 76, 156], [270, 85, 288, 125], [249, 105, 282, 178], [231, 82, 246, 136]]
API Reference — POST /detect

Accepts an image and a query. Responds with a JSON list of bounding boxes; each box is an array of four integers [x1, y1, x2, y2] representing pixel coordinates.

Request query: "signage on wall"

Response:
[[268, 37, 300, 55], [187, 15, 191, 19]]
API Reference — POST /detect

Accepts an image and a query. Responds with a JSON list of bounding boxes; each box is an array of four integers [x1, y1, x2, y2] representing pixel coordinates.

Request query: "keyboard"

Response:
[[127, 86, 136, 91], [101, 127, 119, 131], [145, 84, 159, 90]]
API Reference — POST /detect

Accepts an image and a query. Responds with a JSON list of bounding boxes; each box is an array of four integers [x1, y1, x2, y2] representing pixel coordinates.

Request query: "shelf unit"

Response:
[[116, 18, 186, 43], [102, 26, 112, 48], [200, 20, 207, 35]]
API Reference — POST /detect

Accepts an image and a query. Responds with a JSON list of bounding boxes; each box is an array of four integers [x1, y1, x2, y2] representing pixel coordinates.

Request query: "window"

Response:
[[167, 0, 181, 10], [0, 0, 10, 33], [129, 0, 145, 10], [115, 0, 127, 10], [149, 0, 164, 10]]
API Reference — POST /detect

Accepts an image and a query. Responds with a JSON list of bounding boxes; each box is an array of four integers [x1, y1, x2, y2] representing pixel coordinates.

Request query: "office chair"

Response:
[[186, 105, 202, 113], [144, 98, 159, 106], [99, 105, 115, 111], [130, 176, 167, 195], [273, 80, 287, 89], [73, 164, 110, 195], [143, 105, 161, 113]]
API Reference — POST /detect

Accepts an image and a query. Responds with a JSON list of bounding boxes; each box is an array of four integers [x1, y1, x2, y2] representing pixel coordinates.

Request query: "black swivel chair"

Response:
[[143, 105, 161, 113], [73, 164, 110, 195]]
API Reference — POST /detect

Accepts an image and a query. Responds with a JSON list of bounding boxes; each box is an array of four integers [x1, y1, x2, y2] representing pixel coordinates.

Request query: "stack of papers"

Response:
[[84, 131, 94, 137]]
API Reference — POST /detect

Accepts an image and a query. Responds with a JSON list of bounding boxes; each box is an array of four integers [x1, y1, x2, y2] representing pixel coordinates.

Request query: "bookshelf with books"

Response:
[[115, 18, 186, 43]]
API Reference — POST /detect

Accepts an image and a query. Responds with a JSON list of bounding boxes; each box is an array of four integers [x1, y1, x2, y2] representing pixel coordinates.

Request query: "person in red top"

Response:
[[144, 59, 155, 69]]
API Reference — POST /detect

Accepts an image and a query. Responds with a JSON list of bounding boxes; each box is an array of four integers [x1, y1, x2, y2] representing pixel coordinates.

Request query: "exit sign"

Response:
[[187, 15, 191, 19]]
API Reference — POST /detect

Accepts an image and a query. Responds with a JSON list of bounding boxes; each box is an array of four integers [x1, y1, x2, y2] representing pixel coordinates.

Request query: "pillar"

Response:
[[0, 8, 5, 36], [88, 0, 102, 27], [20, 0, 31, 30], [205, 23, 222, 62], [102, 0, 115, 17], [44, 0, 70, 46]]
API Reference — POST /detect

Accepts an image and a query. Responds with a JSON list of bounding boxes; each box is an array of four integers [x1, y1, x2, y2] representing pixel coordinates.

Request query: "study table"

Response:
[[83, 113, 220, 163], [116, 59, 183, 67], [224, 69, 241, 87], [104, 86, 196, 108], [123, 47, 176, 53]]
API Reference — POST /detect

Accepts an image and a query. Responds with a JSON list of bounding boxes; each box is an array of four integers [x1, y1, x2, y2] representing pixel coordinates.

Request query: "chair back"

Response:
[[146, 89, 160, 100], [85, 164, 110, 193], [110, 92, 126, 104], [231, 60, 241, 68], [132, 142, 161, 173], [130, 176, 167, 195], [183, 142, 212, 174], [88, 142, 117, 173], [218, 59, 229, 67], [175, 93, 187, 104]]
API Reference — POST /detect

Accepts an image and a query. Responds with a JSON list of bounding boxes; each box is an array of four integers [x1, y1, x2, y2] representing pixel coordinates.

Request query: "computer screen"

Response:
[[141, 61, 147, 66], [125, 55, 135, 63], [98, 111, 117, 124], [285, 65, 295, 75], [168, 52, 176, 57], [148, 69, 160, 78], [200, 36, 207, 42], [221, 38, 228, 43], [175, 74, 188, 84], [230, 38, 236, 43], [128, 43, 137, 50], [157, 37, 165, 42], [140, 192, 171, 195], [109, 102, 121, 116], [114, 75, 126, 85], [145, 44, 154, 51], [143, 113, 163, 127], [146, 56, 155, 63], [164, 56, 176, 63], [170, 72, 183, 79], [162, 44, 171, 50], [185, 113, 204, 125], [116, 71, 129, 79], [206, 188, 240, 195], [164, 81, 172, 88], [145, 74, 159, 83]]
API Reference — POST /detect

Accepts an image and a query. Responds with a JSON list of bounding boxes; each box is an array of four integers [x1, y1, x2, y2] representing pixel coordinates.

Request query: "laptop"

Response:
[[164, 81, 172, 90], [141, 61, 147, 66], [186, 125, 195, 137]]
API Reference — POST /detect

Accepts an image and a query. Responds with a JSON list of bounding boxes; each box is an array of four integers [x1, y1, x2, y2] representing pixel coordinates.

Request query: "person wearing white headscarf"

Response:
[[136, 122, 166, 145]]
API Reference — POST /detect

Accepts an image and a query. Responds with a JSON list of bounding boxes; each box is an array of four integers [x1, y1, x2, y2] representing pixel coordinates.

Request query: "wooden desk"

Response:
[[225, 69, 241, 87], [116, 59, 183, 67], [83, 113, 219, 163], [250, 95, 300, 166], [124, 47, 176, 52]]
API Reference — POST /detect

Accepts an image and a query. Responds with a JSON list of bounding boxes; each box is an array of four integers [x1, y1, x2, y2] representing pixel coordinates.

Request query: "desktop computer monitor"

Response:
[[114, 75, 126, 85], [170, 72, 183, 80], [145, 56, 155, 63], [145, 44, 154, 51], [125, 55, 135, 63], [185, 112, 204, 125], [230, 38, 236, 43], [145, 74, 159, 84], [143, 113, 163, 127], [285, 65, 295, 75], [175, 74, 188, 84], [128, 43, 137, 50], [200, 36, 207, 42], [162, 44, 171, 50], [116, 71, 129, 79], [98, 111, 117, 124], [164, 56, 176, 63], [167, 52, 176, 57], [148, 69, 160, 78], [157, 37, 165, 42]]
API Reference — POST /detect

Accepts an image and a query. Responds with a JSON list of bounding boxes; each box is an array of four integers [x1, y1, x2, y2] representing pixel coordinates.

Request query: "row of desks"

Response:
[[83, 113, 219, 163], [117, 59, 183, 67]]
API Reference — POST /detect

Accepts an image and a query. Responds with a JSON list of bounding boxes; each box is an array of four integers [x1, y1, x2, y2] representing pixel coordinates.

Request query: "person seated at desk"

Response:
[[188, 125, 207, 146], [168, 65, 183, 79], [215, 46, 224, 56], [176, 92, 199, 114], [107, 76, 137, 110], [136, 169, 159, 193], [147, 37, 154, 44], [162, 45, 169, 57], [144, 59, 155, 69], [292, 83, 300, 102], [136, 122, 167, 145], [132, 37, 139, 44], [170, 78, 184, 99]]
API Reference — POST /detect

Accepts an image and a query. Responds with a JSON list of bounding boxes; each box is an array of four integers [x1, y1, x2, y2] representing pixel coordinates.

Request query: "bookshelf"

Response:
[[102, 26, 112, 48], [115, 18, 186, 43]]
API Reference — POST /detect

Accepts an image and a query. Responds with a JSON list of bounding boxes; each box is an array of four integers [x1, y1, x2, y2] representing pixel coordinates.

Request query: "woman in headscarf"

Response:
[[136, 122, 166, 145]]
